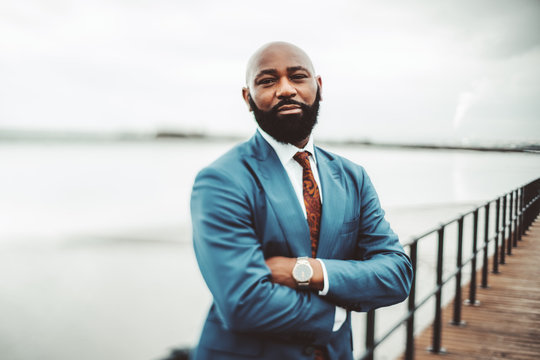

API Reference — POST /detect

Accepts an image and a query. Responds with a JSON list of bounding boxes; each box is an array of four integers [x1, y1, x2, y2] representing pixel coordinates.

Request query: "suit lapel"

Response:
[[247, 132, 312, 257], [315, 148, 346, 259]]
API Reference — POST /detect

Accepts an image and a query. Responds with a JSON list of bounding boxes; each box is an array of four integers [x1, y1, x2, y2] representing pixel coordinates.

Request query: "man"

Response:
[[190, 42, 412, 359]]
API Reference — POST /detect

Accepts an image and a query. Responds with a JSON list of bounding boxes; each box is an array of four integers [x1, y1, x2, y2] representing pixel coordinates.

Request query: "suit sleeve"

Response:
[[191, 166, 335, 344], [322, 168, 413, 312]]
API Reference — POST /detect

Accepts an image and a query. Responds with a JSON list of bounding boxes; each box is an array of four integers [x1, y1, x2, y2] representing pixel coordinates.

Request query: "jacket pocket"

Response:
[[341, 215, 360, 236]]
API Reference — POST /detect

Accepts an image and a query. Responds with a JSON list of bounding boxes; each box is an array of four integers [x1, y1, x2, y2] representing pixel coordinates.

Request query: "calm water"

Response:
[[0, 140, 538, 360]]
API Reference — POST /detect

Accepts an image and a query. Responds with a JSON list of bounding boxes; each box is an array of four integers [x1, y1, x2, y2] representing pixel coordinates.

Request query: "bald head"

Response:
[[241, 41, 322, 148], [245, 42, 316, 87]]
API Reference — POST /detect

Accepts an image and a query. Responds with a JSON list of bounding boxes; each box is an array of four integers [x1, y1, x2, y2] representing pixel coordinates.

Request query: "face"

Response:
[[242, 43, 323, 146], [248, 87, 321, 145]]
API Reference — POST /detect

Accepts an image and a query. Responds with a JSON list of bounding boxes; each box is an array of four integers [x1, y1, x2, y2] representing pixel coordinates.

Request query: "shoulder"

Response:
[[193, 135, 265, 193], [315, 146, 368, 178], [196, 141, 251, 181], [314, 145, 380, 199], [209, 140, 250, 169]]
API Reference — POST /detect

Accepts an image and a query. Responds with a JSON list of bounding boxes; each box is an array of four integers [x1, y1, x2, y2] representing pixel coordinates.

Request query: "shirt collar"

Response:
[[258, 127, 317, 167]]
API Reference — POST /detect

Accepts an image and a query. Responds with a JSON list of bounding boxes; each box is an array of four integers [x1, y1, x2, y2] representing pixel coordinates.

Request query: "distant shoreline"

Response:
[[0, 130, 539, 154]]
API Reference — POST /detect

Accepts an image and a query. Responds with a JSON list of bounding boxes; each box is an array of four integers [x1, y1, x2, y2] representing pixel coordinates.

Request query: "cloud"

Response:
[[451, 49, 540, 142], [422, 0, 540, 59], [453, 88, 478, 131], [0, 0, 539, 144]]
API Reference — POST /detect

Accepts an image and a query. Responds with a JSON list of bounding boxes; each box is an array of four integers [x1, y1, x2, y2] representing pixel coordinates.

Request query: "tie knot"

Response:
[[293, 151, 311, 169]]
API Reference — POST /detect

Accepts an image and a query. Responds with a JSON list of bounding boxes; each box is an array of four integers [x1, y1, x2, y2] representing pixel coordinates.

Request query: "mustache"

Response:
[[271, 98, 308, 113]]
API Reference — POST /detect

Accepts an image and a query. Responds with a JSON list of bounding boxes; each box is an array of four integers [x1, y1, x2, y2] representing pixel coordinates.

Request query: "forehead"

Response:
[[247, 44, 315, 83]]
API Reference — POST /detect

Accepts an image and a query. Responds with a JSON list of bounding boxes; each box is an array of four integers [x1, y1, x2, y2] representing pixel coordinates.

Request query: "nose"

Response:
[[276, 78, 297, 99]]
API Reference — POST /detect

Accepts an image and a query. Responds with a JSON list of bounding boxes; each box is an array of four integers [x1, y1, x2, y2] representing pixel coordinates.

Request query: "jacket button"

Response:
[[303, 346, 315, 355]]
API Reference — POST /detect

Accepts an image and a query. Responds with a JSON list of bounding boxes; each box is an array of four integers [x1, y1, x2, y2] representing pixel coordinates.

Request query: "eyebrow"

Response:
[[255, 69, 278, 78], [254, 66, 311, 80], [287, 66, 310, 74]]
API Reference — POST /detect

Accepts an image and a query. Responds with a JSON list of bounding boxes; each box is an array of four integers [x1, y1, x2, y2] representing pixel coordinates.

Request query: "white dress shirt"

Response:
[[258, 128, 347, 332]]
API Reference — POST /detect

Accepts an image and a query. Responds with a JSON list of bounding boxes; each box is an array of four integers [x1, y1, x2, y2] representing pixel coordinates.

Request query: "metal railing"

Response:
[[160, 178, 540, 360], [359, 177, 540, 360]]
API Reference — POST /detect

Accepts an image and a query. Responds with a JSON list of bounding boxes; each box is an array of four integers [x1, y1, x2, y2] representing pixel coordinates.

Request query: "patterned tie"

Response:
[[293, 151, 322, 258], [294, 152, 326, 360]]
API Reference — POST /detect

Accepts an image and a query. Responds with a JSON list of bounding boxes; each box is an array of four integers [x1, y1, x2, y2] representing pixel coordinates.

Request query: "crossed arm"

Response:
[[191, 166, 412, 341], [265, 256, 324, 290], [192, 167, 337, 344]]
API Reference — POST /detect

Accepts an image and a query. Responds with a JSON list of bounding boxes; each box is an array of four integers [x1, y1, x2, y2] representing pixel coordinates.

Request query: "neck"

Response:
[[293, 135, 310, 149]]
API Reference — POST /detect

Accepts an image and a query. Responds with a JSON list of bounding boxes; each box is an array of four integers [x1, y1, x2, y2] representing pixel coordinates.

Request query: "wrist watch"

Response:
[[292, 257, 313, 289]]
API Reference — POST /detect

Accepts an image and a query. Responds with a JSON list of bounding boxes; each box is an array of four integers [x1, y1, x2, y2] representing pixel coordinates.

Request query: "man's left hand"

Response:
[[265, 256, 297, 289], [265, 256, 324, 291]]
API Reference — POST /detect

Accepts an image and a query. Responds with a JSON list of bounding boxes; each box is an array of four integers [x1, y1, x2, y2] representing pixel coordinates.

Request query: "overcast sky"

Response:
[[1, 0, 539, 143]]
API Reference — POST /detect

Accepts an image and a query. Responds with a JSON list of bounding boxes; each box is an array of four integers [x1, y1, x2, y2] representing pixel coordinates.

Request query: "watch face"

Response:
[[293, 263, 313, 282]]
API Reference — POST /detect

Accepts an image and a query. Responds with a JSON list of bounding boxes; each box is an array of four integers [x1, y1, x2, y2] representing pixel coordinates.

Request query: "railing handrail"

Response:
[[360, 177, 540, 360], [402, 177, 540, 248]]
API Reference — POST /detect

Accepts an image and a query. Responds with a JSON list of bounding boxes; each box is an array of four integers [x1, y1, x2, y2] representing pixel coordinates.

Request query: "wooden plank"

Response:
[[399, 220, 540, 360]]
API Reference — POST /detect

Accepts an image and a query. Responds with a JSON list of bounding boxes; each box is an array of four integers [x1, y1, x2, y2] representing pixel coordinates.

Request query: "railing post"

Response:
[[405, 242, 417, 360], [525, 186, 531, 231], [513, 189, 519, 247], [451, 216, 466, 326], [527, 182, 540, 229], [500, 194, 507, 265], [481, 203, 490, 288], [524, 185, 531, 233], [465, 209, 480, 306], [429, 226, 446, 354], [519, 188, 524, 239], [507, 191, 513, 256], [365, 310, 375, 360], [520, 187, 524, 233], [514, 189, 521, 247], [493, 198, 500, 274]]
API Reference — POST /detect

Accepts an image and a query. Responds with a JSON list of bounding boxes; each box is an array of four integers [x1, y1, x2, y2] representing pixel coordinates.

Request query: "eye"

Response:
[[291, 73, 308, 81], [258, 78, 276, 85]]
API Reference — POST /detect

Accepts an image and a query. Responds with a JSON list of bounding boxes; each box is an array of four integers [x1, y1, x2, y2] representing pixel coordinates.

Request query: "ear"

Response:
[[242, 87, 253, 111], [315, 75, 323, 101]]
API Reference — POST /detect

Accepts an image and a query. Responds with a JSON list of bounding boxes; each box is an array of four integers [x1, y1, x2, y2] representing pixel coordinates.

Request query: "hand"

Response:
[[265, 256, 296, 289], [265, 256, 324, 291]]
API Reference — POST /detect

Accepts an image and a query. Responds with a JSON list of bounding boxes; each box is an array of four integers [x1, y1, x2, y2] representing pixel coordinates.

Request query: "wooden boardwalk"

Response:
[[403, 220, 540, 360]]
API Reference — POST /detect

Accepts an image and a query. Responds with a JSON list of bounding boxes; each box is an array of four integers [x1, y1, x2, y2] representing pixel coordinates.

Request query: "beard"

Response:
[[249, 87, 321, 146]]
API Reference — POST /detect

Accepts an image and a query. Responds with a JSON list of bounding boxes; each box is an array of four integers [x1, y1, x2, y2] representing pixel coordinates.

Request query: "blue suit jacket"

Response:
[[191, 131, 412, 359]]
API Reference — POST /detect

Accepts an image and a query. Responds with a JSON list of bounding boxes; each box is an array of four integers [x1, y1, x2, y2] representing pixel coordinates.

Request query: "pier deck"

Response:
[[404, 220, 540, 360]]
